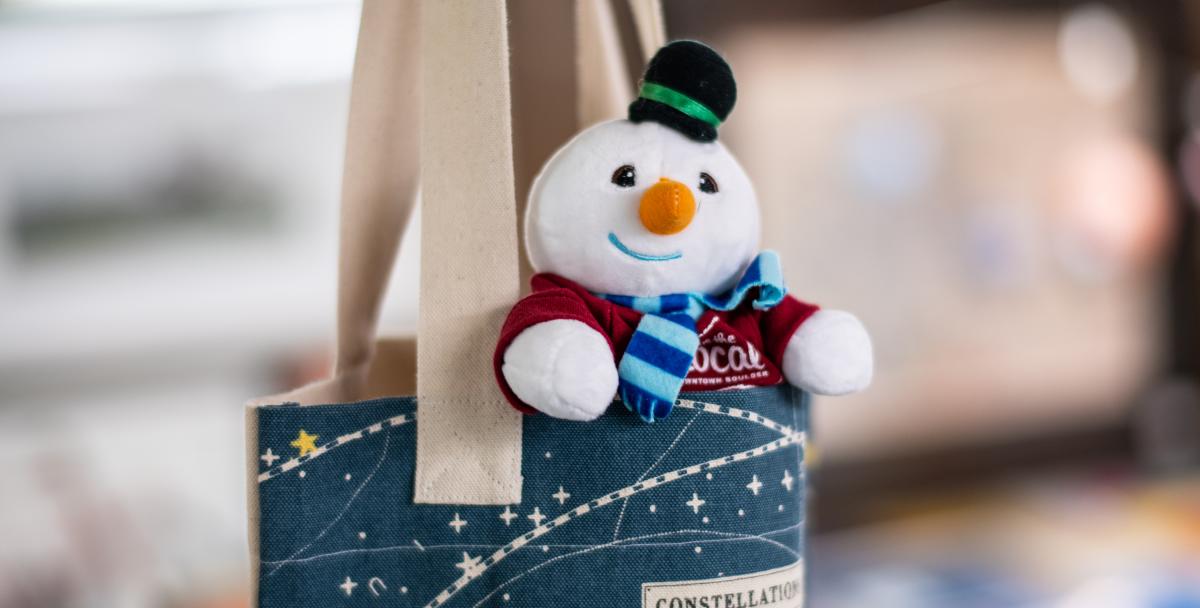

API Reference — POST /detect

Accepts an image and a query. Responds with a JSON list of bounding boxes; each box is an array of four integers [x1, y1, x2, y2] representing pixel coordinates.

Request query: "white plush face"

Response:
[[526, 120, 760, 297]]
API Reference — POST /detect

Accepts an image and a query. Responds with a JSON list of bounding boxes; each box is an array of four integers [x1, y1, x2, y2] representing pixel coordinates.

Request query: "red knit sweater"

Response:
[[493, 273, 819, 413]]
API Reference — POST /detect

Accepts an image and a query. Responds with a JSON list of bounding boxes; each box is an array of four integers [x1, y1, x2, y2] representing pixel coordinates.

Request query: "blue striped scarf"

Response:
[[597, 251, 786, 422]]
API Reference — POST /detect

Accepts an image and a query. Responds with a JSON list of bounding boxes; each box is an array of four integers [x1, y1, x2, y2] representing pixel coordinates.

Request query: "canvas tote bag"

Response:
[[246, 2, 809, 606]]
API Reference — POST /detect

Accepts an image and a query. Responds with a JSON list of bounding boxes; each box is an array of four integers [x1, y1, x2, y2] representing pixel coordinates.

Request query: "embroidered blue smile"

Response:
[[608, 232, 682, 262]]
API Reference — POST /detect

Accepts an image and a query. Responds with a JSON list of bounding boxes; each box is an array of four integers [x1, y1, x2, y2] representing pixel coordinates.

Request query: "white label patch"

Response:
[[642, 562, 804, 608]]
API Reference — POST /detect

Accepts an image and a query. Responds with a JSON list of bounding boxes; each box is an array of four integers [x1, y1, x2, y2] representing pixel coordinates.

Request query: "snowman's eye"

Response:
[[699, 172, 719, 194], [611, 165, 636, 188]]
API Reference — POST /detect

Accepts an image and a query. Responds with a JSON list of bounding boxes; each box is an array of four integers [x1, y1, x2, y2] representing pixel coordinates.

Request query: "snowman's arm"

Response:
[[762, 296, 873, 396], [494, 288, 618, 421]]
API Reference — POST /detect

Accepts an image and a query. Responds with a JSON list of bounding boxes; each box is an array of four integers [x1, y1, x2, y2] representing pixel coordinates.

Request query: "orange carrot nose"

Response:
[[639, 178, 696, 235]]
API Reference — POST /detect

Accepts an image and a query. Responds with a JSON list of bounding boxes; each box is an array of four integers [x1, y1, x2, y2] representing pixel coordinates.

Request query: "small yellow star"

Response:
[[290, 429, 319, 456]]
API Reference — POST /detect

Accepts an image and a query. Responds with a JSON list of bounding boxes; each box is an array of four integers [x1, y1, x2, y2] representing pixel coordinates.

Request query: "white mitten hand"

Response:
[[782, 309, 873, 395], [501, 319, 618, 421]]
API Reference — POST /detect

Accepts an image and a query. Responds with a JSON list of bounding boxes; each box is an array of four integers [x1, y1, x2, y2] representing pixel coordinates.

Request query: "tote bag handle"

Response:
[[330, 0, 665, 505], [333, 0, 420, 393], [413, 0, 524, 504]]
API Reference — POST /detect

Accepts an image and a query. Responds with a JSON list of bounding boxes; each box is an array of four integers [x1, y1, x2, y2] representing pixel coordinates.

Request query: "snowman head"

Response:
[[525, 41, 758, 297], [526, 120, 758, 296]]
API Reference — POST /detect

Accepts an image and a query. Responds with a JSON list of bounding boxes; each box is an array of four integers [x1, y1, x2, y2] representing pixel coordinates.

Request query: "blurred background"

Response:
[[2, 0, 1199, 606]]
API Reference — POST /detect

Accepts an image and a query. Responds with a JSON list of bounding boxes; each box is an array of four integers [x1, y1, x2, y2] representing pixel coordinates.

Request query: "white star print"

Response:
[[686, 492, 706, 514], [781, 469, 795, 492], [527, 506, 546, 527], [455, 552, 485, 578], [498, 506, 518, 526], [552, 486, 571, 505], [260, 448, 280, 467], [448, 512, 468, 533], [339, 576, 358, 597], [746, 475, 764, 496]]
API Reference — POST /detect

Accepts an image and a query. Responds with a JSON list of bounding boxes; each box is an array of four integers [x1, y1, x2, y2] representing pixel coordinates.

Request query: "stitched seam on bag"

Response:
[[415, 398, 522, 500]]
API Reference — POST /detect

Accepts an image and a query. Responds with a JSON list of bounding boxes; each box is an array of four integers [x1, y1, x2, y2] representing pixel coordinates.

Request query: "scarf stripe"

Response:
[[637, 313, 699, 339], [619, 355, 691, 403], [596, 252, 787, 422], [625, 333, 695, 372]]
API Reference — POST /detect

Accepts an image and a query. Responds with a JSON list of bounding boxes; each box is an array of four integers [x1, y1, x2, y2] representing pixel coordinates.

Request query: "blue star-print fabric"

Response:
[[254, 385, 807, 608]]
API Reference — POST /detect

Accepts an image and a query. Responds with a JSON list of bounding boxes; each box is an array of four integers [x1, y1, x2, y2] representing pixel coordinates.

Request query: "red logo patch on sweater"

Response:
[[682, 316, 783, 391]]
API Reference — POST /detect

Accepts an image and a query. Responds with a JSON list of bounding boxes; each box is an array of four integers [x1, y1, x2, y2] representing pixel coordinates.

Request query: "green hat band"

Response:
[[638, 81, 722, 128]]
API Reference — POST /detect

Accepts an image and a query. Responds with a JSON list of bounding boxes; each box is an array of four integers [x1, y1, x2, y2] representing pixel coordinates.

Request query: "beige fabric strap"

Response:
[[414, 0, 524, 505], [248, 0, 423, 409], [627, 0, 666, 61], [576, 0, 633, 128], [333, 0, 421, 399]]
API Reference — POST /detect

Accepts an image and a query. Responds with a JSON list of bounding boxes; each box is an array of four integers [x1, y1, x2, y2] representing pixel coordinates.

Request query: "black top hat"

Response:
[[628, 40, 736, 142]]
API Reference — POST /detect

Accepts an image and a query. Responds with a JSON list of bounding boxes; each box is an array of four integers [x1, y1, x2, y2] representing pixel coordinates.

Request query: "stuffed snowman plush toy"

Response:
[[493, 40, 872, 422]]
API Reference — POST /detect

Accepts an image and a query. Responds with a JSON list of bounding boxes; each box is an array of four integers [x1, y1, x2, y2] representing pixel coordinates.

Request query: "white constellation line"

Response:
[[673, 399, 794, 437], [257, 522, 803, 568], [258, 400, 787, 484], [470, 526, 804, 608], [423, 428, 805, 608], [612, 410, 702, 541], [611, 399, 795, 539], [266, 431, 392, 576], [257, 414, 410, 483]]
